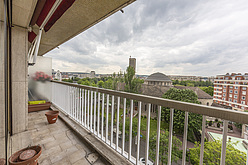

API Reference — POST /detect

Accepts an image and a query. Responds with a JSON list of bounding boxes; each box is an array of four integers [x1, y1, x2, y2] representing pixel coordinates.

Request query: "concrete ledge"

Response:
[[50, 105, 133, 165]]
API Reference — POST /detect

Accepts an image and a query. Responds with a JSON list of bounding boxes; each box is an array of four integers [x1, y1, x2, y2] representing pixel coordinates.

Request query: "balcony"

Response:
[[8, 110, 108, 165], [48, 80, 248, 165]]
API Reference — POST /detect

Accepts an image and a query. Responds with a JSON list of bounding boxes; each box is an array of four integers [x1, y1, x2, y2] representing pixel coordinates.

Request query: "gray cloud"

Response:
[[45, 0, 248, 76]]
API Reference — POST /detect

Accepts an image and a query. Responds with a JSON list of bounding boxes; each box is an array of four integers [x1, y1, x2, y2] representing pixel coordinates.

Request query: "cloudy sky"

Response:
[[45, 0, 248, 76]]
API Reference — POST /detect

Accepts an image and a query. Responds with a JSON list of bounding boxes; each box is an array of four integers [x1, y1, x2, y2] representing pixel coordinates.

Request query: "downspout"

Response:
[[9, 0, 13, 136], [4, 0, 9, 162]]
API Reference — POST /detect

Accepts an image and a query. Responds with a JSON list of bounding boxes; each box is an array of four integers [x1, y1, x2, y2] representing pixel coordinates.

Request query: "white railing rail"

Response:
[[52, 80, 248, 165]]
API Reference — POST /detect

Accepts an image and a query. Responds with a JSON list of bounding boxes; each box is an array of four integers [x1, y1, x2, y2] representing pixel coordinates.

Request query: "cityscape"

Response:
[[1, 1, 248, 165], [50, 57, 248, 164]]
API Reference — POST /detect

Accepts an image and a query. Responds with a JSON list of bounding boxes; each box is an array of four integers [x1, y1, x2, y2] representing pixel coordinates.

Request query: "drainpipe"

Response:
[[9, 0, 13, 136], [4, 0, 9, 162]]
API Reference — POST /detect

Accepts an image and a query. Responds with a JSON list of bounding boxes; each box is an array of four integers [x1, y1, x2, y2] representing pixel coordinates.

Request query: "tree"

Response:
[[73, 77, 80, 81], [97, 80, 104, 88], [149, 130, 182, 164], [104, 79, 113, 89], [124, 66, 144, 93], [190, 140, 246, 164], [199, 86, 214, 96], [161, 88, 202, 142]]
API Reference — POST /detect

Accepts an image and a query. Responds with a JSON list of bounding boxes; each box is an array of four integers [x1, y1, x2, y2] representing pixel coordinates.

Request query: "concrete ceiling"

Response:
[[0, 0, 37, 28], [37, 0, 136, 56], [1, 0, 136, 56]]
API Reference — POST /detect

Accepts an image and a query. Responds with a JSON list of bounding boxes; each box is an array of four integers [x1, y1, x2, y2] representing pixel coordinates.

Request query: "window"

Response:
[[241, 106, 244, 110], [217, 85, 219, 87], [235, 86, 238, 89], [229, 94, 232, 97], [234, 95, 238, 99], [243, 87, 247, 90], [234, 100, 237, 103], [242, 91, 246, 95], [235, 82, 239, 84], [237, 77, 241, 80], [223, 93, 226, 96], [235, 105, 238, 108], [242, 96, 246, 100], [223, 89, 226, 92], [229, 103, 232, 106], [230, 86, 233, 88], [241, 101, 245, 104], [235, 90, 238, 94], [229, 98, 232, 101], [224, 81, 227, 84], [223, 98, 225, 101], [230, 90, 233, 93], [224, 85, 226, 88], [225, 77, 229, 80]]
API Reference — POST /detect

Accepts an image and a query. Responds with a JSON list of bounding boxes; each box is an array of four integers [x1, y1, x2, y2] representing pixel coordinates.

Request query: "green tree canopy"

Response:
[[190, 140, 246, 164], [161, 88, 202, 142], [149, 130, 182, 164], [199, 86, 214, 96], [97, 80, 104, 88], [124, 66, 144, 93]]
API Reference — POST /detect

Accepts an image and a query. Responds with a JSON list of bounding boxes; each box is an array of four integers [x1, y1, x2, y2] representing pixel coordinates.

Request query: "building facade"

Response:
[[213, 73, 248, 111], [129, 57, 136, 72]]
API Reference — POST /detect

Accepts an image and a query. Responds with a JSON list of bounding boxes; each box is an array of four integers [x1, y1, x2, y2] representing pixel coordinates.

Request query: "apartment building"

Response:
[[213, 73, 248, 111]]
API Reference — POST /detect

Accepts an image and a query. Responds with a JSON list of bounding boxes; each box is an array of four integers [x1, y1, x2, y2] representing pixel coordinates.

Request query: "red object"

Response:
[[28, 31, 37, 43], [28, 102, 51, 113], [0, 159, 6, 165], [44, 0, 76, 32], [45, 111, 59, 124], [36, 0, 56, 26], [8, 146, 42, 165]]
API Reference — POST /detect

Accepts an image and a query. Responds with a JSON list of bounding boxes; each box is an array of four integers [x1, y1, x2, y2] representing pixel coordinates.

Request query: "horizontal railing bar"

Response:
[[51, 81, 248, 124]]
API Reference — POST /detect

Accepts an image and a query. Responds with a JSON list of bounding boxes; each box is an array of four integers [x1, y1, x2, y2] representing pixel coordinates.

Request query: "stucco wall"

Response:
[[198, 98, 213, 106], [11, 26, 28, 134]]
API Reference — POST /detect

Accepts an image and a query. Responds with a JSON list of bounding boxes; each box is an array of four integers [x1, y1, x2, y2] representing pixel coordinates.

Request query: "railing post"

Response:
[[182, 112, 189, 165], [94, 91, 97, 134], [106, 94, 109, 143], [111, 96, 115, 147], [200, 115, 206, 165], [101, 93, 105, 140], [116, 97, 120, 151], [81, 89, 84, 125], [90, 91, 93, 132], [136, 101, 142, 165], [97, 92, 100, 137], [87, 90, 90, 129], [145, 104, 151, 165], [168, 108, 174, 165], [122, 98, 126, 155], [155, 106, 161, 165], [128, 100, 134, 160], [220, 120, 228, 165]]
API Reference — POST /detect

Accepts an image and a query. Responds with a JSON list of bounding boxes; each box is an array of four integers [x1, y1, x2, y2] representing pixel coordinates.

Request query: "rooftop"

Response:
[[145, 72, 172, 82], [174, 86, 213, 99]]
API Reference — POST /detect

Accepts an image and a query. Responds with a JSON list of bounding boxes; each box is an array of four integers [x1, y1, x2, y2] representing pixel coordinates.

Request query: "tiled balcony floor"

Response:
[[10, 110, 109, 165]]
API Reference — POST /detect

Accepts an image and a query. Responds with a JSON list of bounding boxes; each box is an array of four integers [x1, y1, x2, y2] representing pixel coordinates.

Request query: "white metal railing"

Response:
[[52, 81, 248, 165]]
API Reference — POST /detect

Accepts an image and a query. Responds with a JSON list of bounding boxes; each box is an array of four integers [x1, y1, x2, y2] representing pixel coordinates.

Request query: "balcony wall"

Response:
[[0, 23, 29, 159]]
